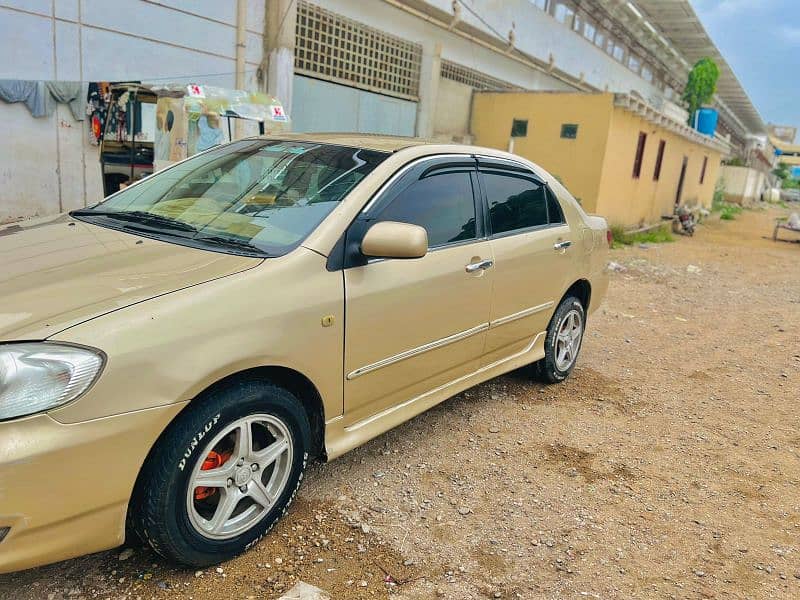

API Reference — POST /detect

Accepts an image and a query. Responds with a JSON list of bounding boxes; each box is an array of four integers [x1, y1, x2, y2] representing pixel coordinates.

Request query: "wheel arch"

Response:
[[563, 278, 592, 313], [189, 366, 328, 460]]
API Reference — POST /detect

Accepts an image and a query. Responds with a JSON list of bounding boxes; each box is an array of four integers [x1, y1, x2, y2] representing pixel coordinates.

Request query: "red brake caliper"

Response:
[[194, 449, 233, 500]]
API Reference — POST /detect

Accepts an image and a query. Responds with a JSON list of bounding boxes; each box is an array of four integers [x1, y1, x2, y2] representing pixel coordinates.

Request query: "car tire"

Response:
[[130, 380, 310, 567], [532, 295, 585, 384]]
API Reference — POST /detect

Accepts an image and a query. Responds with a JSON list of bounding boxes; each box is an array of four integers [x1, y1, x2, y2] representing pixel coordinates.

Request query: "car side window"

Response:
[[546, 187, 566, 224], [376, 171, 477, 247], [482, 171, 548, 236]]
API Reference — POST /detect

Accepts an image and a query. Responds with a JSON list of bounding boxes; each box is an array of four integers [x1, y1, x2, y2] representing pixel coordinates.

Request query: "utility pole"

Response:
[[262, 0, 297, 125]]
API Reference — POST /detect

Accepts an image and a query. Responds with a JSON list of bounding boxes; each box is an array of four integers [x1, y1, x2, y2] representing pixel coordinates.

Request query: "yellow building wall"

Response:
[[470, 91, 723, 228], [597, 108, 722, 227], [471, 92, 615, 213]]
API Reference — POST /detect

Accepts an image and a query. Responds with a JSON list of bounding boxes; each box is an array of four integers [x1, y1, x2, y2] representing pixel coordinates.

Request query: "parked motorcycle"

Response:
[[675, 205, 695, 236]]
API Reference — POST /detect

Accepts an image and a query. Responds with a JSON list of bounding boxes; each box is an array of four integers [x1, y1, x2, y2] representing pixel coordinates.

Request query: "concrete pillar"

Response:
[[263, 0, 296, 122], [415, 42, 442, 139], [235, 0, 247, 138]]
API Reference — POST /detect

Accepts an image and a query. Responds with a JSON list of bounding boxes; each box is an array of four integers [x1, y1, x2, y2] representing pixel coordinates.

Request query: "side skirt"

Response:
[[323, 330, 546, 461]]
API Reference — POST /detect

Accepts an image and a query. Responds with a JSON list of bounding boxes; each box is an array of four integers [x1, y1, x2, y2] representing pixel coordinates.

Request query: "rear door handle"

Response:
[[553, 240, 572, 250], [465, 259, 494, 273]]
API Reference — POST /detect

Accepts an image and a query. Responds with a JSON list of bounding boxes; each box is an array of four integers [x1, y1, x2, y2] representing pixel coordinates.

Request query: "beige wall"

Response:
[[471, 92, 614, 213], [719, 165, 766, 205], [597, 108, 723, 226], [433, 79, 474, 142]]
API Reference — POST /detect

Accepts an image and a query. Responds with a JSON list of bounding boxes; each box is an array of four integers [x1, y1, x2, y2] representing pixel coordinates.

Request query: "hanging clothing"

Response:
[[196, 115, 224, 151], [0, 80, 87, 120], [45, 81, 86, 121], [86, 82, 110, 145], [0, 80, 50, 117]]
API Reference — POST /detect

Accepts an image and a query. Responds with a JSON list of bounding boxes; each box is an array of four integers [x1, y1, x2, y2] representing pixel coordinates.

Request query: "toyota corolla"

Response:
[[0, 134, 608, 572]]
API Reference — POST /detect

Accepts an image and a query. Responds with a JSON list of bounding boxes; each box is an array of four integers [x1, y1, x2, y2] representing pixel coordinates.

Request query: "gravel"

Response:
[[2, 207, 798, 599]]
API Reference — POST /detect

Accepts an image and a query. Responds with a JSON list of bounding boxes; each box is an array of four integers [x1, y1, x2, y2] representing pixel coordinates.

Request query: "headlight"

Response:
[[0, 343, 104, 420]]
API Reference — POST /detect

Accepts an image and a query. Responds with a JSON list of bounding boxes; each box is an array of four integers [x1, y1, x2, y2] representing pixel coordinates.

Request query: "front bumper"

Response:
[[0, 403, 186, 574]]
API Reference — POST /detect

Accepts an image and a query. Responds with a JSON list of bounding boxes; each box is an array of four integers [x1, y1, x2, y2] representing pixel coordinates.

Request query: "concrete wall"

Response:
[[470, 92, 614, 213], [597, 106, 722, 226], [292, 76, 417, 136], [433, 79, 473, 141], [0, 0, 266, 222], [719, 165, 766, 205]]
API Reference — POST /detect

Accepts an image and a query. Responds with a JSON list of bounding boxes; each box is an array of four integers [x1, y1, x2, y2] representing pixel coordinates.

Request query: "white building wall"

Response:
[[720, 165, 766, 205], [318, 0, 576, 94], [0, 0, 266, 223], [419, 0, 665, 102]]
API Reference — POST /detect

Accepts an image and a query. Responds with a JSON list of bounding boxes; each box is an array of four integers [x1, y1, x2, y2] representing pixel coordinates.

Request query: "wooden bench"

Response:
[[773, 216, 800, 242]]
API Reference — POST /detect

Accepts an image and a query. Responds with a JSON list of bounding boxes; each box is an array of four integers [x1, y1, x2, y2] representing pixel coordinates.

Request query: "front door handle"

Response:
[[553, 240, 572, 250], [465, 258, 494, 273]]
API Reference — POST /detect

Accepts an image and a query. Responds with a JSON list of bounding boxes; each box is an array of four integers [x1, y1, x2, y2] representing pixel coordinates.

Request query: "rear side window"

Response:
[[546, 187, 565, 224], [377, 171, 477, 247], [482, 172, 548, 235]]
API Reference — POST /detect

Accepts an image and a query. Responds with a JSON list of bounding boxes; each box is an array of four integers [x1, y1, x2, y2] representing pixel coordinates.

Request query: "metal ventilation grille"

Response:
[[440, 60, 522, 91], [295, 1, 422, 101]]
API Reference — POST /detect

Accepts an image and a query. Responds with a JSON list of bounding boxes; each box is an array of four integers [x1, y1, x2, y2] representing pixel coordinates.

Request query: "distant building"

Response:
[[472, 91, 725, 225], [768, 124, 797, 145], [770, 139, 800, 180], [767, 124, 800, 180], [0, 0, 770, 225]]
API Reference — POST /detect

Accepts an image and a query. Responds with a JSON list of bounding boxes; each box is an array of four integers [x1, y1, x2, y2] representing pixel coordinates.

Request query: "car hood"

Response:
[[0, 214, 261, 340]]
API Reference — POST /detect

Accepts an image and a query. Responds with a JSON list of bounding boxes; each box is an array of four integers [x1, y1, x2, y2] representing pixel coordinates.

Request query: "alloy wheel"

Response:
[[554, 309, 583, 371], [185, 414, 293, 540]]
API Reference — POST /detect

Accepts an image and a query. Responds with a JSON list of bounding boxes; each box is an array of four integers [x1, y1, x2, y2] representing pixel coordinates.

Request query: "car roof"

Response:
[[260, 132, 433, 153]]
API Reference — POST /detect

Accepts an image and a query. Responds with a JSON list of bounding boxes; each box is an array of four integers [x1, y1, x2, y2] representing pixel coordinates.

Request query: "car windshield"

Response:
[[72, 139, 389, 257]]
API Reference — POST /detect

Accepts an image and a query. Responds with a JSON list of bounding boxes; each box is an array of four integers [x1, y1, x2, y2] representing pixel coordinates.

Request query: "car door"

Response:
[[477, 158, 572, 366], [342, 156, 493, 426]]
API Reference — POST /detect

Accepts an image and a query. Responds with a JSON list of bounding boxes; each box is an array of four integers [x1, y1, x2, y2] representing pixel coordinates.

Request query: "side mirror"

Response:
[[361, 221, 428, 259]]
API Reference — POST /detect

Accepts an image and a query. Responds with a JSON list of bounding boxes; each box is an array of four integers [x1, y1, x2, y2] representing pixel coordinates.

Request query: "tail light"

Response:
[[606, 229, 613, 247]]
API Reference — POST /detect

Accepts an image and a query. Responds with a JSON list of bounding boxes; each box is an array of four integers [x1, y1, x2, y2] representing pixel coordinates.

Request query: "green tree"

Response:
[[773, 161, 790, 181], [772, 161, 799, 189], [682, 57, 720, 124]]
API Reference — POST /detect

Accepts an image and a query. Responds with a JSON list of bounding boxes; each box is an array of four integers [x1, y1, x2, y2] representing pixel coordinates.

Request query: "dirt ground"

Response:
[[1, 207, 799, 600]]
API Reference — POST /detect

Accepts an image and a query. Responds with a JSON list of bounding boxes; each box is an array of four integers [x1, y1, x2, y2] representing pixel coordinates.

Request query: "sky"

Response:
[[691, 0, 800, 136]]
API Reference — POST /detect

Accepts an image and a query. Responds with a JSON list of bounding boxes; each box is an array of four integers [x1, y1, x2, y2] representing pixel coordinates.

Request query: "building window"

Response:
[[511, 119, 529, 137], [653, 140, 666, 181], [583, 19, 596, 42], [628, 53, 641, 73], [440, 60, 520, 91], [560, 124, 578, 139], [554, 3, 575, 27], [641, 65, 653, 82], [700, 156, 708, 184], [608, 39, 624, 62], [632, 132, 647, 179], [295, 1, 422, 100], [530, 0, 549, 10], [594, 30, 605, 48], [573, 13, 582, 33]]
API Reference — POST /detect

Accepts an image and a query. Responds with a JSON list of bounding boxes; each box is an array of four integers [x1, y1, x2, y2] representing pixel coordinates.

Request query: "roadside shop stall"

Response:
[[99, 83, 289, 195]]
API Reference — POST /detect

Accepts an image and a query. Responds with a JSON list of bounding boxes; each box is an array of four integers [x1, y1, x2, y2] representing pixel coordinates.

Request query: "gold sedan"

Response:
[[0, 134, 609, 572]]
